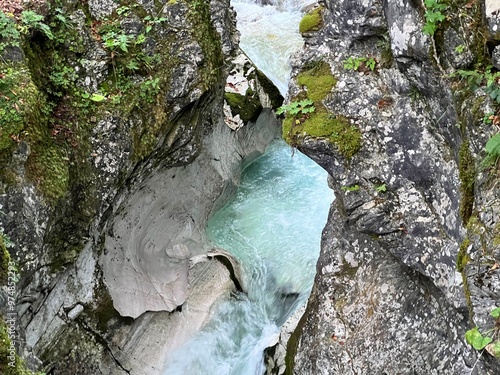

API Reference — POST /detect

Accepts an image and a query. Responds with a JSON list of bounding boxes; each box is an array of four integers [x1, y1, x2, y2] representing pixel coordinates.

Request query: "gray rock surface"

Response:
[[102, 108, 279, 319], [0, 0, 281, 373], [486, 0, 500, 40], [276, 0, 500, 373]]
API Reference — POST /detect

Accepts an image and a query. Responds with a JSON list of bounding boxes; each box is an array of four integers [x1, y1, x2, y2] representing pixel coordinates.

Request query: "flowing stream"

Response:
[[163, 1, 332, 374], [232, 0, 312, 95]]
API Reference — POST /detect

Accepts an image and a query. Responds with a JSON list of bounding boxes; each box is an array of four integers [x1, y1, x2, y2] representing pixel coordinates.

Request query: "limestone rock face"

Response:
[[101, 108, 279, 320], [277, 0, 500, 374], [0, 0, 279, 374]]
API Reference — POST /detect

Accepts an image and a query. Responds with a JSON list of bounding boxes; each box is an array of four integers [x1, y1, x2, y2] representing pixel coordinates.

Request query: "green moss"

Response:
[[132, 91, 170, 160], [284, 107, 362, 159], [0, 65, 40, 152], [456, 237, 474, 324], [458, 139, 475, 225], [456, 238, 470, 272], [26, 146, 69, 202], [439, 0, 489, 68], [187, 0, 224, 89], [299, 6, 323, 34], [0, 235, 10, 286], [0, 57, 73, 202], [0, 317, 37, 375], [296, 61, 337, 102], [224, 90, 263, 123]]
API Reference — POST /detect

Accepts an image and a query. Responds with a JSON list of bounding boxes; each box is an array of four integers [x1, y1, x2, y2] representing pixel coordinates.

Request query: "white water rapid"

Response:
[[163, 1, 332, 374], [232, 0, 313, 95]]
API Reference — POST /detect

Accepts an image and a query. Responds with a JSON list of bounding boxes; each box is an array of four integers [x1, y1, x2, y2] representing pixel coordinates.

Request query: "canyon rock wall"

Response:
[[0, 1, 281, 374], [279, 0, 500, 374]]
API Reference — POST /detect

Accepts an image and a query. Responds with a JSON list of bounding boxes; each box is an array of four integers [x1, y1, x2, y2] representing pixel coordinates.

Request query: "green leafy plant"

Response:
[[116, 6, 131, 16], [144, 15, 168, 33], [466, 307, 500, 357], [102, 30, 134, 52], [484, 112, 495, 125], [422, 0, 447, 36], [376, 183, 387, 193], [481, 133, 500, 168], [455, 44, 466, 54], [81, 92, 107, 102], [19, 10, 54, 40], [276, 99, 315, 116], [343, 57, 376, 72], [452, 66, 500, 103], [0, 11, 21, 52], [341, 185, 360, 192], [139, 78, 161, 103], [49, 66, 78, 92]]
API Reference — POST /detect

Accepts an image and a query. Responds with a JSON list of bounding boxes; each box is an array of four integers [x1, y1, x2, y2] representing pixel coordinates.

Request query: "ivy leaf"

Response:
[[490, 307, 500, 319], [466, 327, 493, 350], [485, 134, 500, 158], [90, 93, 106, 102]]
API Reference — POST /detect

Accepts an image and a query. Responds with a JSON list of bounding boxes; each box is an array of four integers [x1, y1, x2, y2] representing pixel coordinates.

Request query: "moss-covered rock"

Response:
[[296, 61, 337, 102], [0, 317, 37, 375], [458, 138, 475, 225], [0, 235, 10, 286], [0, 65, 39, 152], [283, 61, 360, 158], [224, 90, 263, 123], [299, 6, 324, 34], [283, 107, 362, 159]]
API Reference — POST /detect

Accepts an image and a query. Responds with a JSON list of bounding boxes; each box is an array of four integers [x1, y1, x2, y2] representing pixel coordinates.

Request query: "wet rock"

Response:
[[224, 51, 283, 130], [101, 107, 280, 320], [207, 247, 246, 292], [265, 304, 306, 375], [107, 256, 236, 375]]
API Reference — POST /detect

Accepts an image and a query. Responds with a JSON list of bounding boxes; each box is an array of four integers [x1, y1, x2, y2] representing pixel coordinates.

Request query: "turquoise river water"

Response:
[[163, 1, 332, 374]]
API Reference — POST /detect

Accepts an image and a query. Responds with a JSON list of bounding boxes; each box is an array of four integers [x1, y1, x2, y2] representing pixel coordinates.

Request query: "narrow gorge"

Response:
[[1, 1, 500, 375]]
